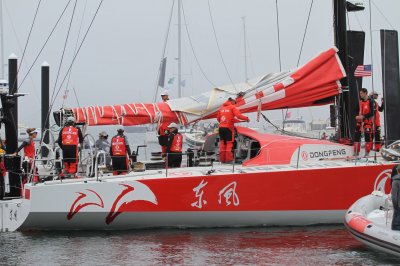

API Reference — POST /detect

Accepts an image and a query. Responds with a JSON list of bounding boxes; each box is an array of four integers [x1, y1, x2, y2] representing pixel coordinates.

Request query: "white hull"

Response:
[[2, 200, 343, 231]]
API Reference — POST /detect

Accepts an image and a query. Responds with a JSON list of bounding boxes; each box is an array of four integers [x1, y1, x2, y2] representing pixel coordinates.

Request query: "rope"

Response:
[[260, 113, 319, 140], [207, 0, 237, 91], [12, 0, 42, 93], [371, 0, 395, 30], [49, 0, 104, 117], [39, 0, 104, 148], [153, 0, 175, 103], [3, 2, 40, 101], [181, 1, 215, 87], [368, 0, 375, 96], [52, 0, 78, 106], [19, 0, 73, 89], [275, 0, 282, 72], [297, 0, 314, 67], [64, 0, 89, 108]]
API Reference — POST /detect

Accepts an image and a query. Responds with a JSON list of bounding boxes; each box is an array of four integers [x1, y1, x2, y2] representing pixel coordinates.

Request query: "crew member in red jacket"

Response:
[[58, 116, 84, 178], [14, 128, 39, 183], [370, 91, 384, 151], [110, 125, 131, 175], [354, 88, 374, 157], [0, 155, 6, 200], [165, 122, 183, 168], [217, 97, 249, 163], [158, 90, 170, 156]]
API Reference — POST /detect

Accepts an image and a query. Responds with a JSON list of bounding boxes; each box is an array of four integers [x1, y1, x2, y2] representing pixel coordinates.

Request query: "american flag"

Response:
[[354, 64, 372, 77]]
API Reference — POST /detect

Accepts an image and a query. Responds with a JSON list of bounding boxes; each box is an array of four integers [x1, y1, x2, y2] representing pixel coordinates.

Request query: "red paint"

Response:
[[106, 184, 135, 225], [116, 164, 393, 212], [24, 189, 30, 200], [348, 214, 371, 233], [67, 189, 104, 220]]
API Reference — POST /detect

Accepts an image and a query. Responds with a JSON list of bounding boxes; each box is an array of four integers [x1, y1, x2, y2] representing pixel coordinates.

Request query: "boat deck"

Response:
[[39, 155, 391, 187]]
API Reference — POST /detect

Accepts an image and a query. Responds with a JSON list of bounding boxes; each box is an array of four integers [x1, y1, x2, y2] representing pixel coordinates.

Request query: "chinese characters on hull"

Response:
[[191, 180, 240, 209]]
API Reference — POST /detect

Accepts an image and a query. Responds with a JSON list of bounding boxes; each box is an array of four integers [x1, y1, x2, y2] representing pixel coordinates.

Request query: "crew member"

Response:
[[161, 90, 169, 102], [110, 125, 131, 175], [158, 90, 170, 156], [370, 91, 384, 151], [165, 123, 183, 168], [0, 155, 6, 200], [217, 97, 249, 163], [14, 128, 39, 183], [58, 116, 84, 178], [354, 88, 374, 157], [95, 131, 111, 166], [391, 165, 400, 231]]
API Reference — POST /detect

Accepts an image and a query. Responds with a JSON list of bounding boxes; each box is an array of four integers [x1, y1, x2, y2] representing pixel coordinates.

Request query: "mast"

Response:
[[333, 0, 365, 140], [177, 0, 182, 98], [333, 0, 349, 139], [242, 17, 248, 83], [41, 62, 50, 158]]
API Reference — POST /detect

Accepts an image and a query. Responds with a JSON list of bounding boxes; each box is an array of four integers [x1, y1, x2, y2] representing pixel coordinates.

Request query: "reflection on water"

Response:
[[0, 226, 398, 265]]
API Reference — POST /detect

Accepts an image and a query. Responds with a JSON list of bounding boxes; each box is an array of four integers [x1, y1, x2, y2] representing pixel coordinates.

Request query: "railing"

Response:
[[16, 137, 395, 185]]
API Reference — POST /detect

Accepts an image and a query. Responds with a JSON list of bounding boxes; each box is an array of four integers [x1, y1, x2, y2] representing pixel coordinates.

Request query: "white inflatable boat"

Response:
[[344, 191, 400, 257]]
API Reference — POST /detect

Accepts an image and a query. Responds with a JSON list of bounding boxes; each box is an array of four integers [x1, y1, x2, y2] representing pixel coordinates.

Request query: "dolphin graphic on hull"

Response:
[[106, 182, 158, 225]]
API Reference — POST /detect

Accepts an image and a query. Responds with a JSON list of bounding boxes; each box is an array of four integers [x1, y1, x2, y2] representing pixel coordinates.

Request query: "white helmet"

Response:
[[66, 116, 75, 123], [117, 125, 125, 132], [160, 90, 169, 96]]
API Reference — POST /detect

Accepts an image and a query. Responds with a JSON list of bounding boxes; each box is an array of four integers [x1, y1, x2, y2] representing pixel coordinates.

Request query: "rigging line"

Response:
[[246, 31, 255, 77], [64, 0, 88, 108], [51, 0, 78, 105], [153, 0, 175, 103], [296, 0, 314, 67], [39, 0, 103, 145], [181, 1, 215, 87], [11, 0, 42, 93], [353, 12, 364, 31], [207, 0, 237, 91], [371, 0, 395, 30], [368, 0, 375, 93], [50, 0, 104, 109], [3, 3, 40, 102], [72, 86, 81, 107], [275, 0, 282, 72], [260, 113, 318, 140], [19, 0, 73, 89]]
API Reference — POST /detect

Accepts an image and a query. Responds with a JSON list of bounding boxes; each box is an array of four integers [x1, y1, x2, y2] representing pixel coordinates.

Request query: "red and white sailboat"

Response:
[[0, 47, 396, 231]]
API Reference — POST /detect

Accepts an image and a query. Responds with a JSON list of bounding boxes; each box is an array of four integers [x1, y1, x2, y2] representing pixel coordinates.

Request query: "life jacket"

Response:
[[111, 135, 127, 156], [61, 126, 79, 146], [170, 133, 183, 152], [0, 161, 5, 177], [23, 139, 35, 159], [374, 100, 381, 127], [359, 98, 373, 124]]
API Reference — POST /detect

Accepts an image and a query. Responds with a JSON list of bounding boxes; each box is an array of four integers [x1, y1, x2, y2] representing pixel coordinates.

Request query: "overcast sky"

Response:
[[1, 0, 399, 127]]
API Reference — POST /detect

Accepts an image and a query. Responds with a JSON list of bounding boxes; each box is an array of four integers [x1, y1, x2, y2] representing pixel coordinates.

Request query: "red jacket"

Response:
[[358, 98, 374, 124], [167, 132, 183, 153], [24, 139, 35, 159], [217, 101, 249, 129], [373, 100, 381, 127], [158, 122, 170, 136]]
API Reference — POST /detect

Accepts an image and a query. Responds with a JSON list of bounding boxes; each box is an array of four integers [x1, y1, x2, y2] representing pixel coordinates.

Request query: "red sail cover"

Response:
[[73, 47, 345, 126]]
